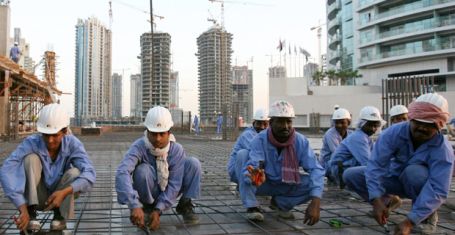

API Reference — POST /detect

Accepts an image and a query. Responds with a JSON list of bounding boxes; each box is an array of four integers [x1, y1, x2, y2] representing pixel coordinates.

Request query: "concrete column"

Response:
[[0, 70, 10, 137], [0, 5, 11, 57]]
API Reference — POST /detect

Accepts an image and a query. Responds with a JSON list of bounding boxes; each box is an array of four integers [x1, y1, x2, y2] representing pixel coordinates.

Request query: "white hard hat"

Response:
[[14, 42, 18, 45], [37, 103, 70, 134], [269, 100, 295, 118], [253, 108, 269, 121], [389, 105, 408, 117], [144, 106, 174, 132], [359, 106, 384, 122], [415, 93, 448, 113], [332, 108, 351, 120]]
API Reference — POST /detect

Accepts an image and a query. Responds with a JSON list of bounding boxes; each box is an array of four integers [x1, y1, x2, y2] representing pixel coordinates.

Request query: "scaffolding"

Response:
[[0, 54, 61, 140]]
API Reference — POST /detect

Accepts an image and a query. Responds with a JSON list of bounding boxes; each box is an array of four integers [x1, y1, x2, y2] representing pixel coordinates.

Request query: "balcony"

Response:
[[328, 16, 341, 35], [359, 36, 455, 66], [375, 0, 451, 22], [328, 0, 341, 17], [328, 33, 341, 50], [359, 16, 455, 47], [328, 50, 340, 65]]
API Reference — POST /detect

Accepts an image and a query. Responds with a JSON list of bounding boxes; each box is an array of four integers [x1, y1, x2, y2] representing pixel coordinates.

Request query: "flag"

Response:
[[300, 47, 310, 63], [299, 47, 311, 57], [277, 40, 284, 51]]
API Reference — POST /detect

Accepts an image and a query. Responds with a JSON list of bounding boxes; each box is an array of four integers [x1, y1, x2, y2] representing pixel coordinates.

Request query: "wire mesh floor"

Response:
[[1, 131, 454, 234]]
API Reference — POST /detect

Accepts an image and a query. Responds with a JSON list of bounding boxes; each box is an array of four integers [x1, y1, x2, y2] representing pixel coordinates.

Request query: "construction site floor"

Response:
[[1, 131, 454, 234]]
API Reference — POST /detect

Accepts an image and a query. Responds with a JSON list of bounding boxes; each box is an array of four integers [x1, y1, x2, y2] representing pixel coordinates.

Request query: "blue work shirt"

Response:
[[227, 127, 258, 179], [10, 46, 20, 60], [115, 138, 185, 211], [320, 127, 353, 168], [0, 134, 96, 208], [330, 129, 373, 168], [366, 122, 454, 224], [244, 130, 325, 198], [450, 118, 455, 126]]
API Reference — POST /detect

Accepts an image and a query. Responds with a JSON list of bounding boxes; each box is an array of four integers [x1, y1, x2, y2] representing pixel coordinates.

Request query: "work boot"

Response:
[[50, 208, 66, 231], [176, 198, 199, 224], [413, 211, 438, 234], [27, 205, 40, 232], [246, 207, 264, 222], [269, 197, 295, 220]]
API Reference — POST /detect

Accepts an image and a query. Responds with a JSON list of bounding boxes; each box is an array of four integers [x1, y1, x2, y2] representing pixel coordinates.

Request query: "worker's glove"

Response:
[[246, 165, 266, 186]]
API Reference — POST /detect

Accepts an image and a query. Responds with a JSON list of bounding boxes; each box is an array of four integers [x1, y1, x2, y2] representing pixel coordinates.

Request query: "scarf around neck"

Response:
[[267, 128, 300, 184], [143, 131, 176, 191]]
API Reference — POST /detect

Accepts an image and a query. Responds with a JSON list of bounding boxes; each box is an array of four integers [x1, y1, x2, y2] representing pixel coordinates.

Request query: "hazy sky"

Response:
[[9, 0, 326, 117]]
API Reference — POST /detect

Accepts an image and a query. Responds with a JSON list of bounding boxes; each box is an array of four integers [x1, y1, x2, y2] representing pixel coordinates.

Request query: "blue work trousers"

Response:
[[343, 165, 428, 202], [132, 156, 201, 205]]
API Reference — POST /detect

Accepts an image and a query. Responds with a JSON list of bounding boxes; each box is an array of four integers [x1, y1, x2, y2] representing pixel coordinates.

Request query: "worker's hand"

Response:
[[15, 205, 30, 231], [304, 197, 320, 225], [149, 210, 160, 231], [394, 219, 412, 235], [44, 186, 73, 211], [372, 197, 388, 225], [246, 165, 266, 186], [130, 208, 145, 228]]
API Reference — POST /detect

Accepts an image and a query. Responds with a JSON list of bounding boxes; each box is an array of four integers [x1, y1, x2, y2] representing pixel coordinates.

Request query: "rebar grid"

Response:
[[0, 132, 454, 234]]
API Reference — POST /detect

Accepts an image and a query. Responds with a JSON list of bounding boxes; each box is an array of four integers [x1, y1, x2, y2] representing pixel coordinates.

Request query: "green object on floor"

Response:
[[329, 218, 350, 228]]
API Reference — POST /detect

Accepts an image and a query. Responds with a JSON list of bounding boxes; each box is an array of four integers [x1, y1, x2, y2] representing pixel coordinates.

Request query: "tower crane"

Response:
[[109, 0, 164, 30], [310, 21, 326, 70], [208, 0, 272, 29]]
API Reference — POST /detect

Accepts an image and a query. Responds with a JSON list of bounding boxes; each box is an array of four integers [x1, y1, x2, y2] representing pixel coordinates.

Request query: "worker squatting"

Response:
[[0, 93, 453, 235]]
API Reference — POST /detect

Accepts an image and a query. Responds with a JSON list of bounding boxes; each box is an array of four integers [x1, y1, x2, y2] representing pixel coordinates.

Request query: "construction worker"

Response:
[[343, 93, 453, 235], [193, 115, 200, 135], [319, 108, 353, 182], [329, 106, 384, 186], [0, 103, 96, 232], [227, 108, 269, 184], [115, 106, 201, 231], [237, 100, 324, 223], [9, 41, 21, 63], [216, 113, 223, 134], [389, 105, 408, 124]]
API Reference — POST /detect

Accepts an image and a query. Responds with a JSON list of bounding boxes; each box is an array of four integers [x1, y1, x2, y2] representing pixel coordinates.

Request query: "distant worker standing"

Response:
[[216, 114, 223, 134], [227, 108, 269, 184], [389, 105, 408, 124], [193, 115, 200, 135], [10, 42, 21, 63]]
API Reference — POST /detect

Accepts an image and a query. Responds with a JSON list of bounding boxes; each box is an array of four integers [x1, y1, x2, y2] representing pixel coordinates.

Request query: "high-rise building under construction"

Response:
[[140, 32, 171, 117], [74, 17, 112, 125], [197, 26, 233, 124], [232, 66, 253, 124]]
